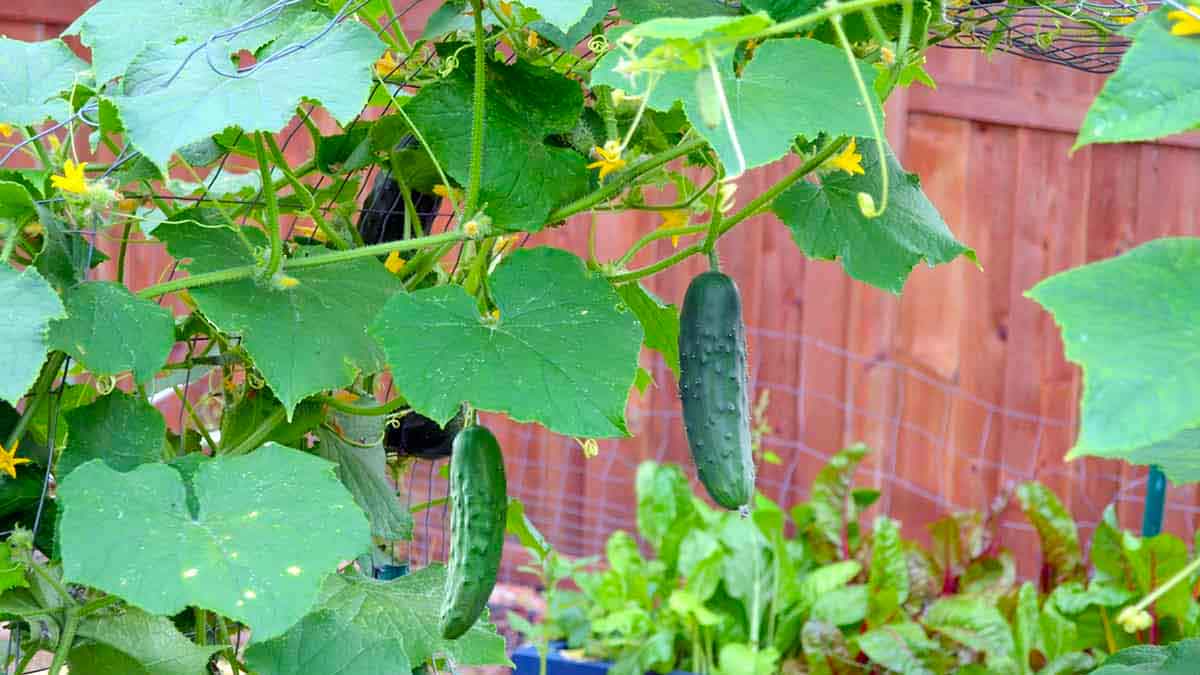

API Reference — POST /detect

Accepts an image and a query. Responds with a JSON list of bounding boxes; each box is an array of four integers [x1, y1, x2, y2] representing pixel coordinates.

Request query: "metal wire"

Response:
[[940, 0, 1197, 73]]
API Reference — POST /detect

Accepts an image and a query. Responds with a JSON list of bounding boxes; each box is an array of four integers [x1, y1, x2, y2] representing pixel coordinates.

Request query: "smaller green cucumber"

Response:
[[440, 424, 507, 639]]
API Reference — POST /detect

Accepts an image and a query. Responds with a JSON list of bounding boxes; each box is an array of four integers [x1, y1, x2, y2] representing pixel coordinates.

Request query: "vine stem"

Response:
[[3, 352, 67, 453], [253, 132, 284, 279], [464, 0, 487, 217], [321, 394, 409, 417], [548, 137, 708, 223], [48, 608, 80, 675], [607, 138, 848, 283], [136, 229, 470, 300]]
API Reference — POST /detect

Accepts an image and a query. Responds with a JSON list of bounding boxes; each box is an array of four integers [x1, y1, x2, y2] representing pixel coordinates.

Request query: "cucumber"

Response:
[[678, 270, 755, 510], [440, 425, 507, 639]]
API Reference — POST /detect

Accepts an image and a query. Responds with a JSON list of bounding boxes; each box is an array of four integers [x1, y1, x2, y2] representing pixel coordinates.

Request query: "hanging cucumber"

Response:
[[678, 269, 755, 510], [440, 424, 507, 639]]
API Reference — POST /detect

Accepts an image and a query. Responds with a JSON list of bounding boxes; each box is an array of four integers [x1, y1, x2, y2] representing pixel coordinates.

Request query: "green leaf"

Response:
[[867, 516, 909, 625], [635, 461, 695, 567], [370, 247, 643, 438], [0, 38, 89, 126], [716, 643, 780, 675], [58, 444, 370, 640], [1012, 582, 1039, 672], [856, 622, 937, 675], [801, 619, 850, 675], [68, 606, 222, 675], [404, 54, 589, 232], [245, 566, 510, 673], [111, 21, 384, 170], [1015, 482, 1083, 586], [799, 444, 870, 557], [0, 182, 37, 233], [0, 264, 65, 405], [1025, 238, 1200, 478], [615, 0, 740, 23], [720, 515, 771, 609], [1050, 581, 1134, 615], [1124, 533, 1191, 622], [960, 553, 1017, 599], [923, 596, 1015, 663], [66, 0, 312, 85], [742, 0, 820, 20], [1091, 639, 1200, 674], [156, 222, 402, 419], [48, 282, 175, 385], [314, 411, 413, 541], [34, 207, 109, 292], [772, 138, 974, 293], [795, 560, 862, 614], [1076, 11, 1200, 149], [0, 546, 28, 595], [522, 0, 592, 32], [218, 388, 323, 451], [531, 1, 610, 49], [615, 282, 680, 379], [59, 392, 166, 480], [506, 497, 550, 560], [810, 584, 867, 626], [593, 39, 882, 175]]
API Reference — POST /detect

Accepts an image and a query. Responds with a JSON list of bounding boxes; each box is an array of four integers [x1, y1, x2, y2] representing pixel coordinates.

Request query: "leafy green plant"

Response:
[[546, 448, 1200, 674]]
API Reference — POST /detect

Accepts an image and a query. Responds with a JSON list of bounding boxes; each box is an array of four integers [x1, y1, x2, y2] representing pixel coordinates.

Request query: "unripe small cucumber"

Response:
[[678, 270, 755, 510], [439, 425, 507, 639]]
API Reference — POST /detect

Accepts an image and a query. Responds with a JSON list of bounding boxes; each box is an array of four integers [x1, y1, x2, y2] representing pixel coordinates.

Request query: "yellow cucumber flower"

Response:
[[0, 123, 12, 137], [51, 159, 89, 194], [1168, 4, 1200, 35], [0, 440, 31, 479], [499, 1, 514, 17], [588, 141, 626, 181], [375, 51, 400, 78], [385, 250, 406, 274], [826, 138, 865, 176], [658, 209, 689, 247]]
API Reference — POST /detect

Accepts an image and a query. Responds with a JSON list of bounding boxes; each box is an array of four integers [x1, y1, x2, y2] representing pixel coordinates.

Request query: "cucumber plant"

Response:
[[0, 0, 1186, 672]]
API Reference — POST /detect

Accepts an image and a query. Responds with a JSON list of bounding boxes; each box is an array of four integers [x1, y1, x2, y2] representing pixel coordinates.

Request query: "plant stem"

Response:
[[253, 133, 284, 279], [321, 394, 409, 417], [617, 224, 708, 267], [76, 594, 121, 617], [4, 352, 67, 453], [136, 229, 470, 300], [264, 134, 349, 250], [719, 137, 848, 235], [174, 386, 218, 452], [216, 616, 241, 675], [194, 607, 208, 646], [48, 608, 79, 675], [547, 137, 708, 223], [115, 220, 134, 285], [223, 406, 286, 456], [30, 559, 75, 608], [464, 1, 487, 217]]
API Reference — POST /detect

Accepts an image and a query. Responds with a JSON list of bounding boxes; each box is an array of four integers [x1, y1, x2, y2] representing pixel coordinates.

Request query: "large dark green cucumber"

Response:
[[678, 270, 755, 510], [440, 425, 507, 639]]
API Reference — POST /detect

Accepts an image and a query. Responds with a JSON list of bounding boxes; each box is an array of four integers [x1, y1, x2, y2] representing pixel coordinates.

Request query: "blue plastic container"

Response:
[[511, 643, 692, 675]]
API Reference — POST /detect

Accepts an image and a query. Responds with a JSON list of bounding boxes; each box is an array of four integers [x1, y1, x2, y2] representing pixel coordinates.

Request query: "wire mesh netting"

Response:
[[938, 0, 1197, 73]]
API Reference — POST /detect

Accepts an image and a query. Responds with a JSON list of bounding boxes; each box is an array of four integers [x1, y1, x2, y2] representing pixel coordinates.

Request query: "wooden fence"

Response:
[[7, 2, 1200, 577]]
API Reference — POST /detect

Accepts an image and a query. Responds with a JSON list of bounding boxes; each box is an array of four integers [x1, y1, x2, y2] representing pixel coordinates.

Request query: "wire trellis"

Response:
[[939, 0, 1197, 73]]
